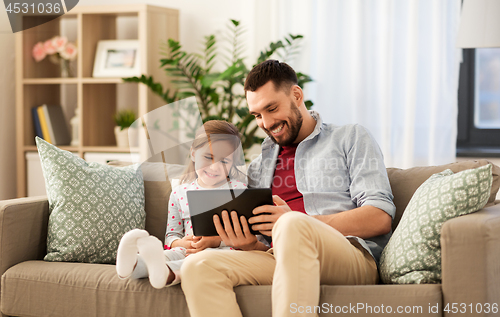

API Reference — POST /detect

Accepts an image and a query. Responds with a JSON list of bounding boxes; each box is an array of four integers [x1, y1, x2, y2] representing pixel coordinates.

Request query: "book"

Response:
[[40, 104, 71, 146], [37, 105, 52, 144], [31, 107, 43, 139]]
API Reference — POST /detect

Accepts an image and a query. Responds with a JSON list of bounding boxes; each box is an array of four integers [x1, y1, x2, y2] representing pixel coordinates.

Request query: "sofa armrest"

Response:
[[441, 204, 500, 316], [0, 196, 49, 276]]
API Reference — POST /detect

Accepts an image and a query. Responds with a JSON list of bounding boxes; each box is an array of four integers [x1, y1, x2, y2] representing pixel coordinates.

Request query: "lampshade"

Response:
[[457, 0, 500, 48]]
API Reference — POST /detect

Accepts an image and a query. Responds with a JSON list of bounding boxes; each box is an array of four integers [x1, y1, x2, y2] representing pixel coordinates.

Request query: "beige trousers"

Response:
[[181, 212, 378, 317]]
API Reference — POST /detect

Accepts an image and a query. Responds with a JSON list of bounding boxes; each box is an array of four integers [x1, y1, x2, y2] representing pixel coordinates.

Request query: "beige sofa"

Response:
[[1, 160, 500, 317]]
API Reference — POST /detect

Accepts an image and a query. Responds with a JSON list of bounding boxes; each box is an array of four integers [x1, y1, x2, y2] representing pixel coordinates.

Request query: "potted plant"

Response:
[[113, 110, 138, 148], [124, 20, 312, 159]]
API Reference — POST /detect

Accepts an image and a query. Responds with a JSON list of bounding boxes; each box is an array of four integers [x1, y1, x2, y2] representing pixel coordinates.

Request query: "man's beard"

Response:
[[265, 101, 303, 147]]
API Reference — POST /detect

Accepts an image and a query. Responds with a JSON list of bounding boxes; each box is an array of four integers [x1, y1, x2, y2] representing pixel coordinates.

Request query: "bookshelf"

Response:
[[15, 4, 179, 197]]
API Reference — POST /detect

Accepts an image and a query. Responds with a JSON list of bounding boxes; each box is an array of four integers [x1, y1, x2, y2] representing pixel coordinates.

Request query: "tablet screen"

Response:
[[187, 188, 273, 236]]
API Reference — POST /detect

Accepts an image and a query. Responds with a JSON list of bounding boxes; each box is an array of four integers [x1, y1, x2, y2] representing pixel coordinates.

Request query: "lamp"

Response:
[[457, 0, 500, 48]]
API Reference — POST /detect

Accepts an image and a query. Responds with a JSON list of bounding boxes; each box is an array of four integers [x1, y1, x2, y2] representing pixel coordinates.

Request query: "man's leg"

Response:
[[272, 212, 378, 317], [181, 249, 275, 317]]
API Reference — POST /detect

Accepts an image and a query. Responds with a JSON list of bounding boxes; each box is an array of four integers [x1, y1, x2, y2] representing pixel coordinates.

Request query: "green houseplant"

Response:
[[124, 20, 312, 157], [113, 110, 138, 148]]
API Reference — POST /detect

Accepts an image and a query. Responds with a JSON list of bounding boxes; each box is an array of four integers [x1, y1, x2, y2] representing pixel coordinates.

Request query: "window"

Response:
[[457, 48, 500, 156]]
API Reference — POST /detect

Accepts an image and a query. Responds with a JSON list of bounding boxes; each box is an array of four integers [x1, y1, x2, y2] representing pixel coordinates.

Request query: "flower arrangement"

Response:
[[32, 36, 77, 77]]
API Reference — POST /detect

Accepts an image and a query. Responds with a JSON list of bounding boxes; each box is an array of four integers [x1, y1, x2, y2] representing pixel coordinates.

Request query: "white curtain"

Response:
[[249, 0, 462, 168]]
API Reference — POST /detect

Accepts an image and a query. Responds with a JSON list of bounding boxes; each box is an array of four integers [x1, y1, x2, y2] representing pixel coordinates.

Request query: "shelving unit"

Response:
[[16, 4, 179, 197]]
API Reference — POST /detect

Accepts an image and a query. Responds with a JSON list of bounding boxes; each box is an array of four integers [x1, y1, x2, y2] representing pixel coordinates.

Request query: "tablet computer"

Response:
[[187, 188, 273, 236]]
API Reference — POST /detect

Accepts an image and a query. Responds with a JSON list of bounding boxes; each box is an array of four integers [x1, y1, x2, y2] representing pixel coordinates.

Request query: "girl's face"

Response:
[[191, 140, 236, 188]]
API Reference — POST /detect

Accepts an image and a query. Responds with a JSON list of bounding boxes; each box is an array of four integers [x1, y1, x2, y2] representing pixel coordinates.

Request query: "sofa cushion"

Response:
[[36, 137, 145, 263], [107, 161, 186, 242], [0, 261, 189, 317], [1, 261, 442, 317], [387, 159, 500, 231], [379, 164, 492, 284]]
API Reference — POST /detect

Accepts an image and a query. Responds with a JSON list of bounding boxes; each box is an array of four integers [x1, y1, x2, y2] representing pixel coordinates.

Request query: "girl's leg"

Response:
[[129, 254, 148, 279], [164, 259, 184, 286], [116, 229, 149, 278], [163, 247, 186, 261], [162, 248, 186, 286]]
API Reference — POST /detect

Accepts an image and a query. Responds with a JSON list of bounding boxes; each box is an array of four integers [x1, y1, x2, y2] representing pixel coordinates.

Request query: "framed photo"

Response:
[[93, 40, 141, 78]]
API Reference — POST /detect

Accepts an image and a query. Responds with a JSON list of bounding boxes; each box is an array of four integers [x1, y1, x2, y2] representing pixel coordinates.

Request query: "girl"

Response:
[[116, 120, 247, 289]]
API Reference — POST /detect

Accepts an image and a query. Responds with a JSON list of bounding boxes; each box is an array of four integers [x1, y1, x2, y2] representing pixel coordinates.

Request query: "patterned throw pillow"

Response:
[[379, 164, 492, 284], [36, 137, 145, 264]]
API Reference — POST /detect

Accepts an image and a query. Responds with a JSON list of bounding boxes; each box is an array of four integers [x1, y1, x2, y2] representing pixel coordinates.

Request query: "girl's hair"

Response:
[[179, 120, 246, 185]]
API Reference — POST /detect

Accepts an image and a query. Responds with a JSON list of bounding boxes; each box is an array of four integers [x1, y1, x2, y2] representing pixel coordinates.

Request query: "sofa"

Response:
[[1, 159, 500, 317]]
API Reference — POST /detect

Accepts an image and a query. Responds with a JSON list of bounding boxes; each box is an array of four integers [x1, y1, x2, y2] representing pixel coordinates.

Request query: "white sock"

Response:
[[116, 229, 149, 278], [137, 236, 171, 289]]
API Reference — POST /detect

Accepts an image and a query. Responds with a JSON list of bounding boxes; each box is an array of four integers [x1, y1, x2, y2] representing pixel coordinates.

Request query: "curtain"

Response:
[[249, 0, 462, 168]]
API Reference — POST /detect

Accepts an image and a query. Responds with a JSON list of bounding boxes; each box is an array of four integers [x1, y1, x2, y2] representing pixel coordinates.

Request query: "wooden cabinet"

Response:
[[15, 4, 179, 197]]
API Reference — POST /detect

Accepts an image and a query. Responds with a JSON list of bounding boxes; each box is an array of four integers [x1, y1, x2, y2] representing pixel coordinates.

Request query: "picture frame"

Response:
[[92, 40, 141, 78]]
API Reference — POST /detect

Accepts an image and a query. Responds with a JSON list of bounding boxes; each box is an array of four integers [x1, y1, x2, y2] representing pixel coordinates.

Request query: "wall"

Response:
[[7, 1, 494, 199], [77, 0, 262, 62], [0, 8, 16, 200], [0, 0, 275, 199]]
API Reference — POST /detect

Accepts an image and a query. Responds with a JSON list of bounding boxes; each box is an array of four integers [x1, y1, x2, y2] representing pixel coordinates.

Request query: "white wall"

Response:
[[0, 8, 16, 200], [0, 0, 276, 199]]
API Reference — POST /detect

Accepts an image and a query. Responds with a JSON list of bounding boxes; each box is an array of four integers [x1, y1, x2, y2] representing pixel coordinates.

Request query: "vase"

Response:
[[114, 126, 130, 148], [60, 59, 72, 78], [70, 108, 80, 146], [114, 126, 139, 148]]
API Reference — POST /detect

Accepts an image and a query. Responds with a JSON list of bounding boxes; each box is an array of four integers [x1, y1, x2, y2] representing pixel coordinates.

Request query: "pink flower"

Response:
[[60, 42, 77, 61], [32, 42, 46, 62], [52, 36, 68, 53], [43, 39, 57, 55]]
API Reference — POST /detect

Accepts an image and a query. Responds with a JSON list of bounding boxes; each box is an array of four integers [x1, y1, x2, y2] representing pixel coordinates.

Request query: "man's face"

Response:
[[247, 81, 303, 147]]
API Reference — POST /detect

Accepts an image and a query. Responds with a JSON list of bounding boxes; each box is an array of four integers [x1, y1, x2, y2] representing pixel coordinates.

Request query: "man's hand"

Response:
[[186, 236, 222, 254], [213, 210, 263, 251], [248, 195, 292, 236]]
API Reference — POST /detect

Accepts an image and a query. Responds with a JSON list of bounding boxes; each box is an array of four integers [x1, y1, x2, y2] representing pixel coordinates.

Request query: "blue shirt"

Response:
[[247, 111, 396, 263]]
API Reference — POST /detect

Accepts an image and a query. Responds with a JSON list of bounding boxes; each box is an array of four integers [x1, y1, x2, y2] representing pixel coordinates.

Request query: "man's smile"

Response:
[[270, 122, 286, 136]]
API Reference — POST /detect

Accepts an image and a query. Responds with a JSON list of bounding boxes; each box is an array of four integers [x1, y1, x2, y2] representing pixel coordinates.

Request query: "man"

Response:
[[181, 60, 395, 317]]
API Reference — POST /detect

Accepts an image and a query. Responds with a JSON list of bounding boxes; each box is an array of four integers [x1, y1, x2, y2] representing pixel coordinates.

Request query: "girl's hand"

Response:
[[187, 236, 222, 254], [170, 235, 200, 250]]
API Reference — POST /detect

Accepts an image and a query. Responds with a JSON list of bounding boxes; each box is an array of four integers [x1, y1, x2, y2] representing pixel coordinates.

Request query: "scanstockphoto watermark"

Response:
[[290, 302, 428, 314], [250, 156, 383, 173], [248, 156, 384, 189], [290, 302, 499, 314]]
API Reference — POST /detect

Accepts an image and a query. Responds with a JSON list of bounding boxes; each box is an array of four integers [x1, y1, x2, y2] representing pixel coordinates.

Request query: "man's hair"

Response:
[[244, 60, 298, 94]]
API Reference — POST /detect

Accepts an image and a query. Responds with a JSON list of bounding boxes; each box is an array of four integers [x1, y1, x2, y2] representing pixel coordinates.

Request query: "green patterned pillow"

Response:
[[380, 164, 492, 284], [36, 137, 145, 264]]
